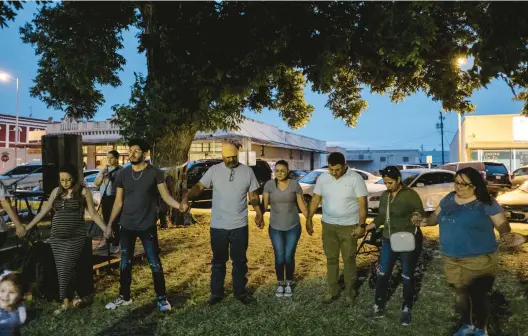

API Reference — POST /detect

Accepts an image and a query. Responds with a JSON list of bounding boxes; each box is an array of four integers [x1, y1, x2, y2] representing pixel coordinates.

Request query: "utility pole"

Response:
[[436, 111, 445, 164]]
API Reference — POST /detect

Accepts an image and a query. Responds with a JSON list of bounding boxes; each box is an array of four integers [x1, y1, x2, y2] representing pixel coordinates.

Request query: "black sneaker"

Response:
[[400, 307, 412, 326], [235, 294, 256, 305], [208, 296, 223, 306]]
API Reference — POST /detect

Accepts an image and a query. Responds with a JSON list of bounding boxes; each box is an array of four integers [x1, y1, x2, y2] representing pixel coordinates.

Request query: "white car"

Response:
[[368, 169, 455, 213], [0, 163, 43, 191], [497, 180, 528, 222], [299, 168, 383, 204]]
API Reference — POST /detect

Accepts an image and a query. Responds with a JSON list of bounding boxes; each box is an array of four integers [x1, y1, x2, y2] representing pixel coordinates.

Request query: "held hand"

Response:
[[103, 225, 112, 240], [179, 202, 190, 213], [500, 232, 527, 248], [255, 213, 264, 229], [306, 220, 314, 236], [418, 218, 429, 227], [15, 225, 27, 238], [411, 212, 423, 226], [353, 226, 366, 238]]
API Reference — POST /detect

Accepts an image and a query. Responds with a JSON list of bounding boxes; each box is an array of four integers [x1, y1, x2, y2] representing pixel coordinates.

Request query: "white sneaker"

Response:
[[284, 284, 293, 297], [110, 245, 120, 254], [105, 295, 132, 310], [275, 285, 284, 297]]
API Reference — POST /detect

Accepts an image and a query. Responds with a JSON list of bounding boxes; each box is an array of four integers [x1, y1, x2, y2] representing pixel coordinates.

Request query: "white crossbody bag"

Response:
[[386, 193, 416, 252]]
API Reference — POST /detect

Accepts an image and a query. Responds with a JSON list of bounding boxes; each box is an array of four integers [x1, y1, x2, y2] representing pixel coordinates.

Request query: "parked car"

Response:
[[368, 169, 455, 213], [0, 163, 43, 191], [299, 168, 384, 205], [83, 169, 101, 178], [389, 164, 427, 170], [496, 180, 528, 222], [162, 159, 273, 202], [510, 166, 528, 189], [288, 170, 309, 181], [438, 161, 511, 195]]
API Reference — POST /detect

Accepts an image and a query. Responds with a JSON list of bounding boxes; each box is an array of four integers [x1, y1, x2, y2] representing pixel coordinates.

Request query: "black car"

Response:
[[182, 159, 272, 201], [438, 161, 512, 195]]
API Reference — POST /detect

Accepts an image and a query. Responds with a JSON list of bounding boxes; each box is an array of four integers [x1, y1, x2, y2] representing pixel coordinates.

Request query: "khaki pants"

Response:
[[322, 222, 358, 297], [443, 253, 498, 287]]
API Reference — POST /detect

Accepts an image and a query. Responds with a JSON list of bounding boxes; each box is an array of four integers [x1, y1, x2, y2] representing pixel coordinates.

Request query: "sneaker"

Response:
[[110, 244, 120, 254], [322, 294, 339, 304], [367, 304, 385, 319], [105, 295, 133, 310], [283, 284, 293, 298], [400, 307, 412, 326], [235, 293, 256, 305], [157, 296, 171, 312], [453, 324, 476, 336], [208, 296, 223, 306], [473, 329, 489, 336], [275, 285, 285, 297]]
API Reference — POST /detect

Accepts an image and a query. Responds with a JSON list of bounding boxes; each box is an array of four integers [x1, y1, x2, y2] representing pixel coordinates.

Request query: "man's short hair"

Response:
[[327, 152, 345, 166], [108, 150, 119, 159], [128, 139, 151, 152], [224, 140, 242, 150]]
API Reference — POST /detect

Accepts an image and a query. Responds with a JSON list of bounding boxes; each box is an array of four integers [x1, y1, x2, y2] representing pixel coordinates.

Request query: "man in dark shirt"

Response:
[[104, 139, 188, 312]]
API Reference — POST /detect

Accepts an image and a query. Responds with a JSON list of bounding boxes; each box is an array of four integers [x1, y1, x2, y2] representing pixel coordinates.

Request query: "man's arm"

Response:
[[108, 187, 124, 228], [94, 169, 107, 188], [157, 183, 184, 210], [307, 193, 322, 221], [248, 191, 263, 216], [183, 182, 205, 203], [357, 196, 367, 225]]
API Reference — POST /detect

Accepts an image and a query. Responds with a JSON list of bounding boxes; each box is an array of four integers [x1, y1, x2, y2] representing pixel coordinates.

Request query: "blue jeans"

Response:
[[210, 226, 249, 297], [375, 237, 416, 309], [269, 225, 301, 281], [119, 225, 166, 300]]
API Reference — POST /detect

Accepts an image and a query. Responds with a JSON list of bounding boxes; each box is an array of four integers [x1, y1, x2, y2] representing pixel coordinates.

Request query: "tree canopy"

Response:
[[1, 1, 527, 164]]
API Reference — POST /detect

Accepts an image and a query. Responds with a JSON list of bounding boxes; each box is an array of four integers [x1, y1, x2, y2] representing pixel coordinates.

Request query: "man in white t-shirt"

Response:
[[306, 152, 368, 307]]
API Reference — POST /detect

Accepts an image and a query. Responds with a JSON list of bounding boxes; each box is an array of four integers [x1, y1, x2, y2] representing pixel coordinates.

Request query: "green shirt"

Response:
[[372, 187, 424, 240]]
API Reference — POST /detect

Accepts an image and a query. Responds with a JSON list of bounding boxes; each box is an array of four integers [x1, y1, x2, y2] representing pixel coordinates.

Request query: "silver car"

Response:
[[368, 169, 455, 213]]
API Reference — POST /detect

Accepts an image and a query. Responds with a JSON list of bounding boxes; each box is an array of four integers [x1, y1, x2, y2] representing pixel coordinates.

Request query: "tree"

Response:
[[12, 2, 528, 218]]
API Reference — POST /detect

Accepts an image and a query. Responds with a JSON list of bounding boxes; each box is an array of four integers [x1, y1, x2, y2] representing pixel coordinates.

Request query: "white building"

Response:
[[345, 149, 421, 173], [46, 116, 327, 170]]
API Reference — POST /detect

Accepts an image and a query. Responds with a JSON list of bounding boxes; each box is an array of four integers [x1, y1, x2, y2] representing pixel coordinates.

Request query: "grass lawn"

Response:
[[14, 211, 528, 336]]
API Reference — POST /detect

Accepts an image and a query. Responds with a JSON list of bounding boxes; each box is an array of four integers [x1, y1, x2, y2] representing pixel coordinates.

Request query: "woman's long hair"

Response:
[[456, 167, 492, 205], [58, 164, 86, 208]]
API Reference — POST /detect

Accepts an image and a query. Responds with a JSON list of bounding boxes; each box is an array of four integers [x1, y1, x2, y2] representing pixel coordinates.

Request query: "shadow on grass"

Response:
[[94, 290, 190, 336]]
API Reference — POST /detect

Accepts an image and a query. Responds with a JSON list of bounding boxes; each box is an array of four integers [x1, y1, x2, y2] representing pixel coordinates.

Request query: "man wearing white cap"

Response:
[[183, 141, 264, 305]]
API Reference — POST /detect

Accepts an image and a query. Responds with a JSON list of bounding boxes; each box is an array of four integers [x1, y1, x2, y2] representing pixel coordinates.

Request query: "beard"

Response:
[[130, 155, 144, 165]]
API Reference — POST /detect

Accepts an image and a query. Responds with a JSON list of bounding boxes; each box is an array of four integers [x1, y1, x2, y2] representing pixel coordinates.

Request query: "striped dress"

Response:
[[49, 195, 87, 301]]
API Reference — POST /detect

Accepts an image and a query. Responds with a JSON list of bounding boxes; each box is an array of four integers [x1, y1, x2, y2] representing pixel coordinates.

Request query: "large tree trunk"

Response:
[[152, 126, 197, 226]]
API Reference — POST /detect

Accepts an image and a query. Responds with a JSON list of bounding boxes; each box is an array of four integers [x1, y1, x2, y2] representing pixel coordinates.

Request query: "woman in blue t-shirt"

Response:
[[420, 167, 523, 336]]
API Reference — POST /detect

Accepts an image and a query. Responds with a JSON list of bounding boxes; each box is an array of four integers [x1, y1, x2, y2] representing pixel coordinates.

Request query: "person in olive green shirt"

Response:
[[365, 166, 424, 326]]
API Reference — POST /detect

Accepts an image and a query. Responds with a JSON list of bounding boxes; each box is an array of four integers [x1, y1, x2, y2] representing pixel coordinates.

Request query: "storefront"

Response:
[[450, 114, 528, 172]]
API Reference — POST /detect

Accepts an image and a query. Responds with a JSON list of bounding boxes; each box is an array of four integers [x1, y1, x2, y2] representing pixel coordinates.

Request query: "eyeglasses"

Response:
[[455, 181, 473, 188], [229, 169, 235, 182]]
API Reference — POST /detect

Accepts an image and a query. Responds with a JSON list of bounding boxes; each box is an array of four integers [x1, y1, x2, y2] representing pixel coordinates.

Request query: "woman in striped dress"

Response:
[[24, 164, 108, 314]]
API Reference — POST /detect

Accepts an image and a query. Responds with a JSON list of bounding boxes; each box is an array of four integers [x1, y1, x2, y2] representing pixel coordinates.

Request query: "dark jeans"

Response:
[[210, 226, 249, 297], [101, 195, 120, 246], [375, 237, 417, 310], [269, 225, 301, 282], [119, 226, 166, 301]]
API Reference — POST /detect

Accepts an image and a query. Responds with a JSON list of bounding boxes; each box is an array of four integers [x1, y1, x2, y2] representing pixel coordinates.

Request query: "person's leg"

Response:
[[374, 238, 398, 310], [400, 250, 415, 310], [138, 226, 166, 298], [284, 225, 302, 282], [210, 228, 230, 298], [322, 222, 340, 299], [269, 226, 286, 282], [469, 275, 495, 332], [336, 225, 357, 302], [119, 227, 137, 301], [74, 238, 94, 299], [229, 225, 249, 297], [455, 285, 472, 326]]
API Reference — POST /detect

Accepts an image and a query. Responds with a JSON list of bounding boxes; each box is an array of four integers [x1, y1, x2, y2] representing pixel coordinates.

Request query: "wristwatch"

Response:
[[360, 223, 367, 229]]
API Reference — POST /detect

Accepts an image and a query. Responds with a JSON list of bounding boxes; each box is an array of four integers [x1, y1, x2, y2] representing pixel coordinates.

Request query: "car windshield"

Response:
[[299, 171, 323, 184], [376, 172, 420, 186], [519, 181, 528, 193], [85, 175, 97, 183]]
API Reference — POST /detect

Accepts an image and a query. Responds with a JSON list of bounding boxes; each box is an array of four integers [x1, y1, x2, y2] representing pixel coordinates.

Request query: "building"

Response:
[[46, 116, 327, 170], [0, 113, 49, 172], [345, 149, 421, 173], [449, 114, 528, 172]]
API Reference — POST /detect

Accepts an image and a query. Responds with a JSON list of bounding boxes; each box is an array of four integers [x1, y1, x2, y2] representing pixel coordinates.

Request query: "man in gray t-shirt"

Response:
[[105, 139, 187, 313], [183, 142, 264, 305]]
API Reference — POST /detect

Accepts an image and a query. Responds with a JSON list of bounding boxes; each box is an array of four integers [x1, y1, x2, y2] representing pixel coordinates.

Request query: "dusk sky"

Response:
[[1, 3, 525, 151]]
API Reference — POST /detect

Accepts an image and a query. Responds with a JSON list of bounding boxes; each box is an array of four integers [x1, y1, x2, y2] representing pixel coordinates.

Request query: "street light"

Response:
[[0, 71, 20, 166]]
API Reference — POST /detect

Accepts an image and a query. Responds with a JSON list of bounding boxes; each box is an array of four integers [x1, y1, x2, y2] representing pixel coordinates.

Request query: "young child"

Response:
[[0, 270, 26, 336]]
